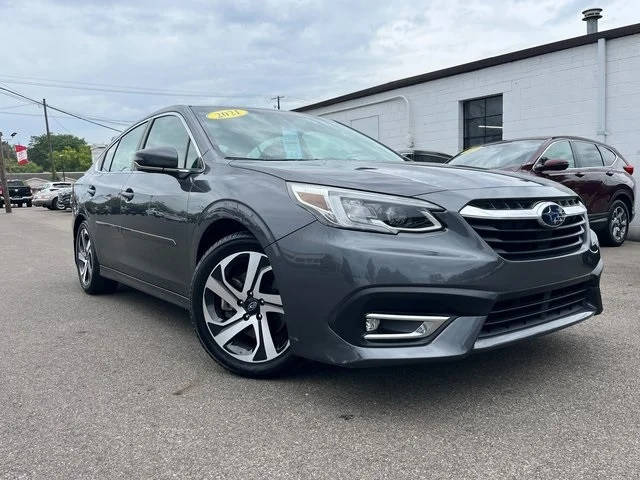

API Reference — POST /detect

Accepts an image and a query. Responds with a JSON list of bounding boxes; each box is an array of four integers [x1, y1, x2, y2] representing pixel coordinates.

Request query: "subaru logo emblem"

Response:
[[536, 202, 566, 228]]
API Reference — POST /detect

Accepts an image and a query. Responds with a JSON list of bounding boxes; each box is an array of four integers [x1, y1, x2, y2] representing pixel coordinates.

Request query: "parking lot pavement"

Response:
[[1, 207, 640, 479]]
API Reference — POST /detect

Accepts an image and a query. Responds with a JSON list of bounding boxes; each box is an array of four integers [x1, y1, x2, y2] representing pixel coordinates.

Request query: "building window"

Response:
[[463, 94, 503, 149]]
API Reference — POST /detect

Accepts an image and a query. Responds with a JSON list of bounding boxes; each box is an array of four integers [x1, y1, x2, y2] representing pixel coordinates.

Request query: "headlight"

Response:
[[288, 182, 444, 234]]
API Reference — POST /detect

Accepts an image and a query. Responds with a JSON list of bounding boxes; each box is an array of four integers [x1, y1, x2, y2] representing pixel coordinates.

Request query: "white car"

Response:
[[33, 182, 73, 209]]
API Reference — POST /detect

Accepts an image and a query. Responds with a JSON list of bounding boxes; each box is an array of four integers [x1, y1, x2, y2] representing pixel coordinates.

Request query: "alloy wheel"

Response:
[[76, 228, 93, 286], [611, 205, 628, 243], [202, 251, 289, 363]]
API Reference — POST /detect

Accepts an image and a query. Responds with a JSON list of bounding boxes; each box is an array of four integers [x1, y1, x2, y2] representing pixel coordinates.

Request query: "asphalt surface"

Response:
[[2, 207, 640, 479]]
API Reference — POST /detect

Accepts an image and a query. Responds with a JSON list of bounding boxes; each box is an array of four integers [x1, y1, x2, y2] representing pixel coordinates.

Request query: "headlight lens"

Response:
[[288, 182, 444, 234]]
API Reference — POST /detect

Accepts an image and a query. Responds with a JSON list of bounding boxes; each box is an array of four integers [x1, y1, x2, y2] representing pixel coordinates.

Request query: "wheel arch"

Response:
[[193, 200, 276, 268], [73, 213, 86, 249], [611, 188, 634, 220]]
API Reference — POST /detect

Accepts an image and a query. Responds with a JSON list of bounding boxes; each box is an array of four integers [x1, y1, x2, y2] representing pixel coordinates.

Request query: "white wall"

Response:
[[304, 34, 640, 239]]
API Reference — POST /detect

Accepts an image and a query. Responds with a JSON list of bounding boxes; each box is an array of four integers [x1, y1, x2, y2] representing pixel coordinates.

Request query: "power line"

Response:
[[0, 109, 131, 125], [0, 76, 277, 99], [0, 101, 33, 110], [0, 85, 122, 132]]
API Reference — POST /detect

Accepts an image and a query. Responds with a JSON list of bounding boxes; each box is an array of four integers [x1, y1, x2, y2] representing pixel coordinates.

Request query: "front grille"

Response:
[[468, 197, 580, 210], [479, 281, 592, 338], [465, 214, 586, 261]]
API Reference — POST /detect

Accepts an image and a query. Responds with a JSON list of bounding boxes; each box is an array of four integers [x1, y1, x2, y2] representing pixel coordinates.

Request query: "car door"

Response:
[[89, 122, 148, 271], [570, 140, 607, 217], [534, 140, 581, 195], [118, 113, 200, 294]]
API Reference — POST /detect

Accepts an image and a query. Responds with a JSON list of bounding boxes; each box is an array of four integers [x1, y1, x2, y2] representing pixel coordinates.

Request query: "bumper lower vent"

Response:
[[479, 281, 592, 339]]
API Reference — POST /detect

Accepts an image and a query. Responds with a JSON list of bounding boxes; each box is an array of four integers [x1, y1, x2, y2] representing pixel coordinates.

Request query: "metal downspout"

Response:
[[597, 38, 607, 142]]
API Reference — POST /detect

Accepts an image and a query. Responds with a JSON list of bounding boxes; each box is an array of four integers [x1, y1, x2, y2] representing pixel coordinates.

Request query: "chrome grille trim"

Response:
[[460, 203, 586, 220]]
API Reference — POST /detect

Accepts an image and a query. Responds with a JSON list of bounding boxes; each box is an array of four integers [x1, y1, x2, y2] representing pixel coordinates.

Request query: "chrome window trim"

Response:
[[460, 202, 587, 220], [98, 111, 205, 174]]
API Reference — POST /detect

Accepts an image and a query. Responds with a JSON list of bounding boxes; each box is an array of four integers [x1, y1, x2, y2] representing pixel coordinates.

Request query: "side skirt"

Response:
[[100, 265, 191, 310]]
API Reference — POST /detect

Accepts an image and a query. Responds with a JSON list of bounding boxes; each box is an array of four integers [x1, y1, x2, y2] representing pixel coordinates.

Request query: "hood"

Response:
[[231, 160, 567, 197]]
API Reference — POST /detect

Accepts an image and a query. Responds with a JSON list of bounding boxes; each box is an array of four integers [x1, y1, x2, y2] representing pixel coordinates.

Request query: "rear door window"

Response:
[[541, 141, 575, 168], [109, 123, 148, 172], [597, 145, 617, 166], [572, 141, 604, 168]]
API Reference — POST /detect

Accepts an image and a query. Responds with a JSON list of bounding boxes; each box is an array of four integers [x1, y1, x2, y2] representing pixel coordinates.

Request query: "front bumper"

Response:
[[267, 214, 603, 367]]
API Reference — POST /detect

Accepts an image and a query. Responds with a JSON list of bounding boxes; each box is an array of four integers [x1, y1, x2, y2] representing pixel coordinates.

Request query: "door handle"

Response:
[[87, 185, 96, 196], [120, 188, 134, 201], [606, 170, 614, 176], [574, 172, 585, 178]]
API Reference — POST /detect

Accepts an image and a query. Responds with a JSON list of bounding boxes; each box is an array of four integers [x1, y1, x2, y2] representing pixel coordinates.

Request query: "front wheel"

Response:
[[190, 232, 296, 377], [602, 200, 629, 247]]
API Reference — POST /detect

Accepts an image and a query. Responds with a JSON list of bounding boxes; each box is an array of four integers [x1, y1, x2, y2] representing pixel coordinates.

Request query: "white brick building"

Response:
[[296, 23, 640, 239]]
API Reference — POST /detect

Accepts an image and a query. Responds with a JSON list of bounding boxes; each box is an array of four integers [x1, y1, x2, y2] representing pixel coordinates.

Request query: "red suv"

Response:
[[449, 137, 636, 246]]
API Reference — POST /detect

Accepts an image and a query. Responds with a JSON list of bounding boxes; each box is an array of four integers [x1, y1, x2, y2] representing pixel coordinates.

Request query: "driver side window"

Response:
[[542, 141, 575, 168], [144, 115, 194, 168]]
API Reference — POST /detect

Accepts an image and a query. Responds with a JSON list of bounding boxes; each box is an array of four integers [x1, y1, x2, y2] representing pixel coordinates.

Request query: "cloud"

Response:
[[0, 0, 636, 144]]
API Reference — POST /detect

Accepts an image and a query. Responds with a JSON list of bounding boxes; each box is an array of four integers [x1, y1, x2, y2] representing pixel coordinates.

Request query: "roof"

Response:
[[294, 23, 640, 112]]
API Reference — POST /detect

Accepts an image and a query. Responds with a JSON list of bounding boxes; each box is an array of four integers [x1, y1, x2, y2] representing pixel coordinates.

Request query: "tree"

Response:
[[27, 133, 89, 171], [53, 146, 92, 172]]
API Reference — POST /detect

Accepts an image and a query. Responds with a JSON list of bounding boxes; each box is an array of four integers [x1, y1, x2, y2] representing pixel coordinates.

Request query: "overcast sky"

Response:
[[0, 0, 637, 146]]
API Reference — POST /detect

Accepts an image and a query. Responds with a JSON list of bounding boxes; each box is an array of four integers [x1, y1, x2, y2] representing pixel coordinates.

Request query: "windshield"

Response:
[[449, 140, 544, 169], [8, 180, 25, 186], [193, 107, 404, 162]]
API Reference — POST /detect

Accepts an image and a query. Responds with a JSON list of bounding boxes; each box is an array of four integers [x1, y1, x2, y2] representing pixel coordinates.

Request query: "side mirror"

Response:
[[134, 147, 179, 172], [535, 157, 570, 172]]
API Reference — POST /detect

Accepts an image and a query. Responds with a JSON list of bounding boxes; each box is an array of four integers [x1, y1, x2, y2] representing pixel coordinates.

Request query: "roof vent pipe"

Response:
[[582, 8, 603, 34]]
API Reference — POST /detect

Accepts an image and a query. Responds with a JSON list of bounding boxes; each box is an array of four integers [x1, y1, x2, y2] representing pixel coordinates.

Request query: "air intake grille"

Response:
[[479, 282, 591, 338]]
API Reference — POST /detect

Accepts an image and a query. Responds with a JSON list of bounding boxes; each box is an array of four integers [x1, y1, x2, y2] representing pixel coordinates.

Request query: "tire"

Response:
[[16, 202, 22, 207], [190, 232, 297, 377], [601, 199, 630, 247], [75, 221, 119, 294], [26, 201, 32, 207]]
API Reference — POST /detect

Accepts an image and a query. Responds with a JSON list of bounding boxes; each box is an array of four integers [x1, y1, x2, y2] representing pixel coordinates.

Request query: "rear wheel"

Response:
[[26, 201, 32, 207], [190, 232, 296, 377], [602, 200, 629, 247], [75, 222, 119, 294]]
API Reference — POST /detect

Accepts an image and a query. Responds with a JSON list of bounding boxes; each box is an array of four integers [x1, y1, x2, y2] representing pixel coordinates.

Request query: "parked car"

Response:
[[0, 179, 32, 207], [448, 137, 635, 246], [401, 149, 452, 163], [33, 182, 73, 209], [73, 106, 603, 377]]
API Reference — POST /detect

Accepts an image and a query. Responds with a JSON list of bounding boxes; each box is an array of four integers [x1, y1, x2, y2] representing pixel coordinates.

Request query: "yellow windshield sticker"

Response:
[[207, 109, 248, 120], [461, 146, 482, 155]]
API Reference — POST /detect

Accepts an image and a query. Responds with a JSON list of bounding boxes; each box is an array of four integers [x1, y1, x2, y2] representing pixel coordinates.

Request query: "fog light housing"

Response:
[[363, 313, 450, 341], [365, 317, 380, 332]]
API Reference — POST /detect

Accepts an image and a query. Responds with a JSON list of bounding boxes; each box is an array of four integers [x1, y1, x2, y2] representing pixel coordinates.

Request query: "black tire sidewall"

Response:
[[605, 200, 629, 247], [190, 233, 295, 377]]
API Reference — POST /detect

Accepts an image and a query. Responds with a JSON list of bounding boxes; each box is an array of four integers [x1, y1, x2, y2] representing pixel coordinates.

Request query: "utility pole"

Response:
[[43, 98, 57, 180], [271, 95, 284, 110], [0, 131, 12, 213]]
